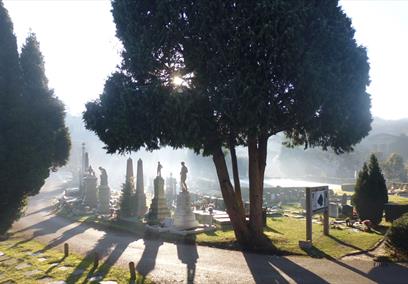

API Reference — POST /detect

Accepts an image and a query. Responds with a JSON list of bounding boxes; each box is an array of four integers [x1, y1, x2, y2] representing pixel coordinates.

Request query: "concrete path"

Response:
[[11, 173, 408, 283]]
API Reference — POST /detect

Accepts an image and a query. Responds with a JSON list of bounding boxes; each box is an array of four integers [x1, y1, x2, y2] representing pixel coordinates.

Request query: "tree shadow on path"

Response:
[[302, 245, 408, 284], [65, 232, 137, 283], [244, 251, 330, 284]]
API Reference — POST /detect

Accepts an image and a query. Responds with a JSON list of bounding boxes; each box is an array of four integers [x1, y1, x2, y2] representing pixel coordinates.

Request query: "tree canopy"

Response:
[[84, 0, 371, 248]]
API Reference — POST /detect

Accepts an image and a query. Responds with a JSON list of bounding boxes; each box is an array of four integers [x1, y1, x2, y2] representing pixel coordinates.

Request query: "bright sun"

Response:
[[172, 76, 183, 87]]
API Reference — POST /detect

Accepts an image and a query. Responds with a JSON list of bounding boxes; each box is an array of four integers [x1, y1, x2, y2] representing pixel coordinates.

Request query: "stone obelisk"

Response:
[[135, 159, 147, 217], [126, 157, 135, 186]]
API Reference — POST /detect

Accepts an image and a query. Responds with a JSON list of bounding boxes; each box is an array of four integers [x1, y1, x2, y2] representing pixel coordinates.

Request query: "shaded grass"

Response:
[[0, 236, 151, 284]]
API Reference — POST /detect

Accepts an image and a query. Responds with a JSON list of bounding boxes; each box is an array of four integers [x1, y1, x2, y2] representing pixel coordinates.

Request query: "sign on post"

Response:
[[305, 186, 329, 243]]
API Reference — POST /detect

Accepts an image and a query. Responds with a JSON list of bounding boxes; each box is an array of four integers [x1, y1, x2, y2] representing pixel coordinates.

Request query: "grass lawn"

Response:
[[0, 236, 150, 284], [388, 195, 408, 205], [196, 217, 385, 258]]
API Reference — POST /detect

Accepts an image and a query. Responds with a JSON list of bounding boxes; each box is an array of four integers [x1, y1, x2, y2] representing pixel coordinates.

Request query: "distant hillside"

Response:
[[370, 117, 408, 136]]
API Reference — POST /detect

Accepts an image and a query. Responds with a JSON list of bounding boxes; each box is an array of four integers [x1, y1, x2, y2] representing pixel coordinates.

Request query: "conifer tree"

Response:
[[19, 32, 71, 195], [119, 181, 133, 218], [0, 0, 29, 234], [352, 154, 387, 225], [0, 1, 70, 234]]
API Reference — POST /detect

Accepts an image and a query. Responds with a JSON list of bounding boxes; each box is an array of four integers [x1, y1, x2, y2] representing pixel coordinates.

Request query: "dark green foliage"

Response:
[[84, 0, 371, 245], [352, 154, 388, 225], [119, 181, 133, 218], [382, 153, 407, 182], [0, 2, 70, 234], [387, 213, 408, 253], [85, 0, 371, 155]]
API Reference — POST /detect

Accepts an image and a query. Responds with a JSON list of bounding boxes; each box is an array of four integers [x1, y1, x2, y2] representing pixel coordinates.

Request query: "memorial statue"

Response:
[[157, 161, 163, 177], [88, 165, 95, 176], [180, 162, 188, 192], [98, 166, 108, 186]]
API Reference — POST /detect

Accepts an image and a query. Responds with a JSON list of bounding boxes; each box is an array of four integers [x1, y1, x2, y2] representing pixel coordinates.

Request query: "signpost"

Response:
[[305, 186, 329, 243]]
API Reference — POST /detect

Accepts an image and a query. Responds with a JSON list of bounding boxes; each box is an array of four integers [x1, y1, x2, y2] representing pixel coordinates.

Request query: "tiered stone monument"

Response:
[[134, 159, 147, 217], [147, 165, 170, 224], [173, 162, 199, 229], [173, 191, 199, 229], [83, 165, 98, 208], [97, 166, 111, 214]]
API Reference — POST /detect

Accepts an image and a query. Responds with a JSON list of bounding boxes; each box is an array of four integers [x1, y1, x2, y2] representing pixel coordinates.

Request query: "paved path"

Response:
[[12, 173, 408, 283]]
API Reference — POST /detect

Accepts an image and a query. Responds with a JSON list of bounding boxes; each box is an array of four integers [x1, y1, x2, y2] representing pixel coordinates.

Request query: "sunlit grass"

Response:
[[0, 236, 150, 284], [196, 217, 385, 258]]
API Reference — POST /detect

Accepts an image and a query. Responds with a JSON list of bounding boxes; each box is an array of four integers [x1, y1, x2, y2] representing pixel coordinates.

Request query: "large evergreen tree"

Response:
[[0, 0, 29, 235], [19, 32, 71, 195], [0, 1, 70, 234], [352, 154, 388, 225], [84, 0, 371, 248]]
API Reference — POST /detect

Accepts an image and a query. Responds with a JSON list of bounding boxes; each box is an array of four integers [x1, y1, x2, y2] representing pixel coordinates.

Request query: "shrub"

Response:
[[387, 213, 408, 253], [352, 154, 388, 225]]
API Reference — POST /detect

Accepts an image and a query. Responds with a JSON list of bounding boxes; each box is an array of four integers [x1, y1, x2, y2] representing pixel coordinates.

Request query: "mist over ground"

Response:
[[63, 115, 408, 193]]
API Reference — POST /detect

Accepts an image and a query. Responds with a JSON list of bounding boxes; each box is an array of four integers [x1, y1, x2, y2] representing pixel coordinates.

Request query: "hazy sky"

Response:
[[4, 0, 408, 120]]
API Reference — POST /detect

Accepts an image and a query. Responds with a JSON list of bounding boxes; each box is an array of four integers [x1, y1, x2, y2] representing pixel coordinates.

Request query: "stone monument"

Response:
[[126, 157, 135, 188], [134, 159, 147, 217], [147, 173, 170, 225], [97, 166, 111, 214], [173, 162, 199, 229], [173, 191, 199, 229], [83, 165, 98, 208]]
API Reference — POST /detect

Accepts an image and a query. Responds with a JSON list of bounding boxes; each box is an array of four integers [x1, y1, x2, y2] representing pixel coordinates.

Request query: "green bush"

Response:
[[352, 154, 388, 225], [387, 213, 408, 252]]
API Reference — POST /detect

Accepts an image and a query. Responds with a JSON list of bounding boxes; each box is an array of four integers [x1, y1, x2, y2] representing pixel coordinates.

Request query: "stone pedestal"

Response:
[[98, 185, 111, 214], [83, 175, 98, 208], [147, 177, 170, 224], [173, 191, 199, 230]]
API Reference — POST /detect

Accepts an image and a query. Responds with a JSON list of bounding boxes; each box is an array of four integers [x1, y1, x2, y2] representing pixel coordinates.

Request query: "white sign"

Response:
[[310, 187, 329, 213]]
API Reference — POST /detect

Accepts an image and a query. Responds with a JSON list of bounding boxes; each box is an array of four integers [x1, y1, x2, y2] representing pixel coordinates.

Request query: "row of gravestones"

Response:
[[79, 152, 198, 229]]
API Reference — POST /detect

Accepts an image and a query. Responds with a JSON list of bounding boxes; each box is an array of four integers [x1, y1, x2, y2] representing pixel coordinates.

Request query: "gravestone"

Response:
[[147, 176, 170, 224], [83, 170, 98, 208], [97, 167, 111, 214], [173, 191, 199, 229], [134, 159, 147, 217], [329, 202, 340, 218]]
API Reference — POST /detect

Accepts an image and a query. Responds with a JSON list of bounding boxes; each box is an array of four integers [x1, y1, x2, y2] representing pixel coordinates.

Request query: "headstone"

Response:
[[341, 194, 348, 205], [134, 159, 147, 217], [342, 204, 353, 218], [97, 166, 111, 214], [83, 172, 98, 208], [329, 202, 340, 218], [173, 191, 199, 230], [147, 176, 170, 224]]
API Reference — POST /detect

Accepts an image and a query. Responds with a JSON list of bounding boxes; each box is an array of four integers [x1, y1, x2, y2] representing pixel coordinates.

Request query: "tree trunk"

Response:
[[248, 136, 264, 239], [212, 147, 250, 246], [229, 145, 243, 208]]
